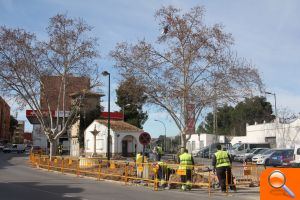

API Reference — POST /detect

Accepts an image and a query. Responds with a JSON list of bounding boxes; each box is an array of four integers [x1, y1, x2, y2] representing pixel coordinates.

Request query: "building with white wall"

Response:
[[186, 133, 225, 153], [230, 118, 300, 149], [84, 120, 144, 157]]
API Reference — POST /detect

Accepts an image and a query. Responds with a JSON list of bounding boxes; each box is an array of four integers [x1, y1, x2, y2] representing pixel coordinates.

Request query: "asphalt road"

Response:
[[0, 152, 259, 200]]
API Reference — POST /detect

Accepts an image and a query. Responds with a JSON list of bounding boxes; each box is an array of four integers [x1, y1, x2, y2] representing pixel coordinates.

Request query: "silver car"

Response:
[[243, 148, 269, 162], [252, 149, 274, 163]]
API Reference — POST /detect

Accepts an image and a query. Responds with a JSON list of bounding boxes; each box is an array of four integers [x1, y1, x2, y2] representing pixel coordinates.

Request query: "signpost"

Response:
[[139, 132, 151, 163]]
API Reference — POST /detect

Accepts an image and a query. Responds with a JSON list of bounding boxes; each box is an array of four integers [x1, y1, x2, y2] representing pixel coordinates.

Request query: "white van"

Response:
[[290, 145, 300, 167]]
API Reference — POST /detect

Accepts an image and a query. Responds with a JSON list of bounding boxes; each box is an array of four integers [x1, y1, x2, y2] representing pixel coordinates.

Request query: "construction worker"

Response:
[[212, 144, 236, 192], [58, 144, 63, 156], [179, 149, 194, 191], [136, 152, 147, 179], [157, 145, 163, 161], [157, 160, 174, 189]]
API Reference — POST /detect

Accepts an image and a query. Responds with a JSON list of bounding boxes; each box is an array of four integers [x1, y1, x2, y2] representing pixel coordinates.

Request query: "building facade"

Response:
[[230, 118, 300, 149], [27, 75, 91, 151], [12, 120, 25, 144], [84, 120, 144, 157], [40, 76, 90, 110], [0, 96, 11, 143], [187, 133, 225, 153]]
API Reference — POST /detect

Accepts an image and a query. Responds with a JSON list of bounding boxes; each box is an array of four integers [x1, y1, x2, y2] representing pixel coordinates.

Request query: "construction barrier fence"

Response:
[[29, 154, 264, 196]]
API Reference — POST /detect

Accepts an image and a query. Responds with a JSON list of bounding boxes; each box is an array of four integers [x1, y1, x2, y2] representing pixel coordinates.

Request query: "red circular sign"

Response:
[[139, 132, 151, 146]]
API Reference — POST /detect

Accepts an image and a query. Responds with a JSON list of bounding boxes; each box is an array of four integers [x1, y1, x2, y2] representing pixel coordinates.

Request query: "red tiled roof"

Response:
[[96, 120, 143, 132]]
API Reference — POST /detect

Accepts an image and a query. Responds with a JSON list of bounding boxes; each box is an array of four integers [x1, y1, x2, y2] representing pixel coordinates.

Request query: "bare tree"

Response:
[[111, 6, 263, 150], [276, 108, 300, 148], [0, 14, 100, 158]]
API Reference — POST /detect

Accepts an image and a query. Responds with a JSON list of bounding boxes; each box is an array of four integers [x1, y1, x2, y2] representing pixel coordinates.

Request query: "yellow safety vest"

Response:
[[179, 153, 193, 170], [157, 146, 163, 155], [136, 154, 147, 164], [215, 150, 231, 168]]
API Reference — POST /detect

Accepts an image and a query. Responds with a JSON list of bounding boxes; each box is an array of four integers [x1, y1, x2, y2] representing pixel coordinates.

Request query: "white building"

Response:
[[187, 133, 225, 153], [230, 118, 300, 149], [31, 124, 48, 149], [84, 120, 144, 157]]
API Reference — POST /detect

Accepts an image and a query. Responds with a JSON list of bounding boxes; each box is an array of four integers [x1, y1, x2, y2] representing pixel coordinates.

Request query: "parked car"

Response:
[[231, 143, 271, 160], [0, 143, 4, 152], [242, 148, 270, 162], [256, 149, 294, 166], [197, 147, 210, 158], [290, 145, 300, 167], [252, 149, 274, 163], [3, 144, 26, 153], [206, 143, 232, 158], [192, 148, 202, 157]]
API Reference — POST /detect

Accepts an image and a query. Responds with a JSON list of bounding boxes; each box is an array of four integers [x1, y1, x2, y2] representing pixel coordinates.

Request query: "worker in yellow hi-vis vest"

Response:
[[156, 145, 163, 161], [179, 149, 194, 191], [212, 144, 236, 192], [136, 152, 148, 179]]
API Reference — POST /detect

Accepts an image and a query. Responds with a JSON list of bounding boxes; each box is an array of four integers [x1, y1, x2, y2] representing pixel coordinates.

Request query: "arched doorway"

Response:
[[121, 135, 137, 157]]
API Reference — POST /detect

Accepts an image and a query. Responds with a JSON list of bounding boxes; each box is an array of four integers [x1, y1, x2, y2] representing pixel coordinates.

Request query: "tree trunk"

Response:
[[180, 131, 187, 154], [49, 139, 57, 159]]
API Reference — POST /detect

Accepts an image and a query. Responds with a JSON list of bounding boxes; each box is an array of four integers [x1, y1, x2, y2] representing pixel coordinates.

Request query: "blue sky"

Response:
[[1, 0, 300, 137]]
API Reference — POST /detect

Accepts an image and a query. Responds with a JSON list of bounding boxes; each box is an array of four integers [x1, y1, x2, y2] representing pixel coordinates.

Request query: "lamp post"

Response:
[[122, 103, 131, 121], [102, 71, 111, 161], [154, 119, 167, 152], [265, 91, 277, 118]]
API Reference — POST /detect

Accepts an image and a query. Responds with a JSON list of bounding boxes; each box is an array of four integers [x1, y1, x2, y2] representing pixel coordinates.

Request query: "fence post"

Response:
[[208, 170, 211, 197], [76, 159, 80, 177], [37, 155, 40, 168], [226, 169, 229, 195], [48, 158, 50, 171], [61, 157, 64, 174], [98, 163, 102, 181], [124, 164, 128, 185], [154, 170, 158, 191]]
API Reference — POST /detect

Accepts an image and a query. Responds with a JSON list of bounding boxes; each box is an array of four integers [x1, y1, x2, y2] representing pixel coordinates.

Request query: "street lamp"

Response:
[[154, 119, 167, 152], [122, 104, 131, 121], [102, 70, 111, 161], [265, 91, 277, 118]]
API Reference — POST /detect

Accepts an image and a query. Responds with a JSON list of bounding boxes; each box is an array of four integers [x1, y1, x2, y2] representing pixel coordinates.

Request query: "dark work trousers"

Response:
[[216, 166, 235, 192], [158, 167, 173, 182], [180, 169, 192, 183], [157, 154, 162, 161]]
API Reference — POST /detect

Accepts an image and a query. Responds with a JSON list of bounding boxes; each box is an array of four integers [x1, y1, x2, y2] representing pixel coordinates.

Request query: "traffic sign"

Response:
[[139, 132, 151, 146]]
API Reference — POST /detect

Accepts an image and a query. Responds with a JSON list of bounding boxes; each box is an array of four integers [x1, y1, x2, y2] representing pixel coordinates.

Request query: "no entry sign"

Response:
[[139, 132, 151, 146]]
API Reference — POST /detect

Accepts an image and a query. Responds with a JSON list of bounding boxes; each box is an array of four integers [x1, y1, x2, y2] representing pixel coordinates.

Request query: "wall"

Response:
[[40, 76, 90, 111], [230, 118, 300, 148], [84, 121, 143, 156], [187, 133, 225, 152], [0, 96, 10, 142], [32, 124, 48, 149]]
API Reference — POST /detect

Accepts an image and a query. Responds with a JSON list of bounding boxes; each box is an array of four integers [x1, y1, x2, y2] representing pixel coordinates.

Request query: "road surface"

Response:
[[0, 152, 259, 200]]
